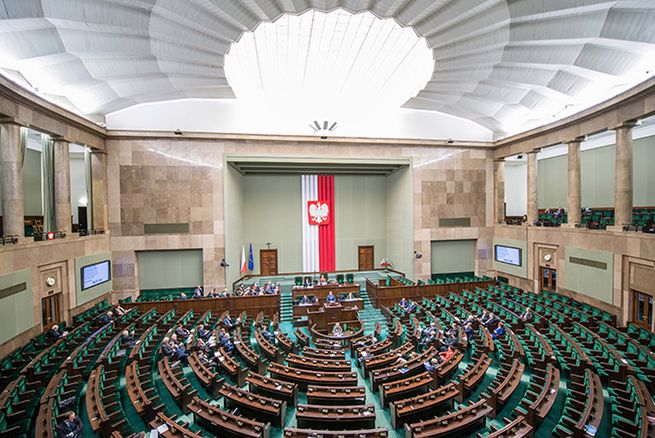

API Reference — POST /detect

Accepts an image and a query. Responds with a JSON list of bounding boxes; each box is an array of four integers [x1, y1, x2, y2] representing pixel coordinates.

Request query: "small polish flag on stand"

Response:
[[240, 246, 247, 274]]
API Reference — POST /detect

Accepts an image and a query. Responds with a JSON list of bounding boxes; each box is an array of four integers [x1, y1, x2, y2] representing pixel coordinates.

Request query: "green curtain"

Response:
[[19, 127, 27, 165], [41, 134, 55, 232], [84, 148, 93, 230]]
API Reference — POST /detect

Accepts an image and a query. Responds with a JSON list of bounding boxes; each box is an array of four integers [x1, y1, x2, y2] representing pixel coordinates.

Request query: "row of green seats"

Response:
[[73, 299, 109, 325], [294, 272, 355, 286]]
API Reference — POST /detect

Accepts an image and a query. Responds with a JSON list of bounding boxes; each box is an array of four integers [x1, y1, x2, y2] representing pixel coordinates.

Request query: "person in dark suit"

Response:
[[47, 324, 67, 339], [463, 323, 475, 342], [197, 324, 210, 340], [261, 326, 275, 343], [161, 337, 175, 357], [485, 313, 499, 328], [175, 324, 190, 338], [120, 330, 136, 347], [492, 322, 506, 340], [406, 300, 417, 313], [300, 295, 311, 305], [99, 311, 113, 324], [520, 307, 534, 322], [56, 411, 83, 438], [399, 297, 408, 309]]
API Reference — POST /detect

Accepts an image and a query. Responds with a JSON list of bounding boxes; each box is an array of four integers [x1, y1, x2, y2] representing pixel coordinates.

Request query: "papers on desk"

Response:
[[584, 425, 597, 436]]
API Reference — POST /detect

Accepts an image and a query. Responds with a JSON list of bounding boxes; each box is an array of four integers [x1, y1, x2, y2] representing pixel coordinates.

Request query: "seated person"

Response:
[[197, 350, 216, 368], [223, 315, 236, 330], [197, 324, 211, 340], [331, 322, 344, 337], [445, 323, 459, 339], [194, 337, 211, 353], [325, 291, 337, 303], [261, 325, 276, 343], [120, 329, 136, 347], [358, 349, 374, 365], [207, 288, 219, 298], [194, 285, 204, 297], [394, 353, 408, 365], [439, 346, 456, 362], [47, 324, 67, 339], [169, 335, 189, 364], [491, 322, 506, 340], [479, 309, 491, 324], [405, 300, 417, 313], [161, 337, 175, 357], [485, 312, 499, 328], [221, 333, 235, 353], [56, 411, 83, 438], [520, 307, 534, 322], [99, 311, 114, 324], [319, 275, 327, 285], [463, 322, 475, 342], [417, 333, 434, 352], [179, 292, 189, 300], [114, 305, 126, 316], [343, 292, 356, 301], [299, 294, 313, 305], [175, 324, 190, 338], [398, 297, 408, 309], [423, 357, 439, 373], [440, 335, 459, 351], [302, 278, 312, 288]]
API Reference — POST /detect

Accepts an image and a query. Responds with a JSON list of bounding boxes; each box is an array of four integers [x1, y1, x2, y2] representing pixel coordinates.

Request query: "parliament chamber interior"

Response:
[[1, 1, 655, 437]]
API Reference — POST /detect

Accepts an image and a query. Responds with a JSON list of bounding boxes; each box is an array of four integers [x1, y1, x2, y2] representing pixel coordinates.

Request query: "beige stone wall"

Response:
[[0, 234, 111, 334], [493, 224, 655, 323], [105, 138, 495, 290]]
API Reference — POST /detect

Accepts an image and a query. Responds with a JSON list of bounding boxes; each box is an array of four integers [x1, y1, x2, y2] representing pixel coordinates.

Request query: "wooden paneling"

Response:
[[366, 279, 494, 308], [122, 294, 280, 318], [260, 249, 278, 276], [358, 246, 374, 271]]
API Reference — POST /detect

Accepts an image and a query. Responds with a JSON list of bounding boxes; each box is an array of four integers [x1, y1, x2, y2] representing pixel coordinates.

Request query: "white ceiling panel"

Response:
[[0, 0, 652, 136]]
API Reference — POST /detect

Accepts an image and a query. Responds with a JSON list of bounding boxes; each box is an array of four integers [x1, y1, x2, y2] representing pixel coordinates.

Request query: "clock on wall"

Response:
[[544, 254, 552, 262], [46, 276, 56, 287]]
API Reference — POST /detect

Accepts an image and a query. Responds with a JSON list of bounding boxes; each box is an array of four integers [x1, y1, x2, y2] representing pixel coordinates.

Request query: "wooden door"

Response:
[[260, 249, 278, 276], [42, 293, 62, 330], [632, 290, 653, 329], [540, 267, 557, 292], [358, 245, 374, 271]]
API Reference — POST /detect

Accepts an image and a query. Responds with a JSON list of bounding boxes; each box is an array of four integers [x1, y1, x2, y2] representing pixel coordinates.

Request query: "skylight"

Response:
[[225, 9, 434, 120]]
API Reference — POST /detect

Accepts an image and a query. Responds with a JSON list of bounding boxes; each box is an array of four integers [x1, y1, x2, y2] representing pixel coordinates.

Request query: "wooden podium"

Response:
[[307, 302, 359, 332]]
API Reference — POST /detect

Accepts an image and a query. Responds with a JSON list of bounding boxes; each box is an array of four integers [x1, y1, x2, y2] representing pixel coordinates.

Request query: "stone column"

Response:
[[527, 151, 538, 225], [91, 151, 108, 231], [567, 139, 582, 226], [614, 123, 635, 228], [494, 160, 505, 224], [0, 122, 24, 237], [53, 138, 72, 234]]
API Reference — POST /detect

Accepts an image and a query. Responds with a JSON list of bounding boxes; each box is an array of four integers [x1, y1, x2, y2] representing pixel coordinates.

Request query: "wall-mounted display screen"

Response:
[[494, 245, 522, 267], [81, 260, 111, 290]]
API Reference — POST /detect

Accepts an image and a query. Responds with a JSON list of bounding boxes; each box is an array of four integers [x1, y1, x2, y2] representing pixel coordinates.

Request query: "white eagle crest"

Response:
[[309, 202, 329, 224]]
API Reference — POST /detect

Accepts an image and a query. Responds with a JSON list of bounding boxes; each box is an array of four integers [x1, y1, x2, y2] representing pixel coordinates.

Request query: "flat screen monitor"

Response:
[[81, 260, 111, 291], [494, 245, 522, 267]]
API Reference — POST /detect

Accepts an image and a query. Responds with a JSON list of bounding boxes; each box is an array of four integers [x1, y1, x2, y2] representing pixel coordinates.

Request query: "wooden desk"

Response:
[[306, 385, 366, 405], [389, 383, 458, 429], [188, 396, 270, 438], [219, 383, 286, 428], [157, 357, 197, 413], [149, 412, 204, 438], [285, 353, 352, 373], [246, 371, 298, 406], [296, 404, 376, 430], [404, 398, 492, 438], [283, 428, 388, 438], [292, 284, 360, 300], [380, 371, 434, 407], [267, 363, 358, 389]]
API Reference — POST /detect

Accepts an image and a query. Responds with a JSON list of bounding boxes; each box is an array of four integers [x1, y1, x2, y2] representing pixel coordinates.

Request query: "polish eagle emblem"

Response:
[[308, 201, 330, 225]]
